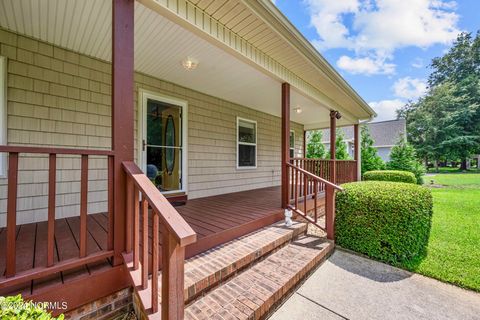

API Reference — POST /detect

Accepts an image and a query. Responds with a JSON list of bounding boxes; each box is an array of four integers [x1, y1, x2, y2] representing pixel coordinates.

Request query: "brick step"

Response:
[[130, 221, 307, 318], [185, 235, 334, 320]]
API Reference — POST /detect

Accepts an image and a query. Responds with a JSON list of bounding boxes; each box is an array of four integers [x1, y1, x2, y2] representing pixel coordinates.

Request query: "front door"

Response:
[[140, 91, 186, 194]]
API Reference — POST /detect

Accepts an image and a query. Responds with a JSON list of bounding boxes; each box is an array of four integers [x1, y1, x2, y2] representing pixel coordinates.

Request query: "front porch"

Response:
[[0, 186, 288, 298]]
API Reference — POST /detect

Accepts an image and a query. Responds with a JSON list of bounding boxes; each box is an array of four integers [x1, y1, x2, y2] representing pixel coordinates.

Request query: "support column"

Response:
[[354, 124, 361, 181], [303, 130, 307, 157], [112, 0, 134, 265], [329, 111, 337, 184], [281, 83, 290, 209]]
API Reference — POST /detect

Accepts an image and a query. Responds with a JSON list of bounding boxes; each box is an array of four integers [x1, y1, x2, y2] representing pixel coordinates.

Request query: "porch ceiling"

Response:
[[0, 0, 354, 128]]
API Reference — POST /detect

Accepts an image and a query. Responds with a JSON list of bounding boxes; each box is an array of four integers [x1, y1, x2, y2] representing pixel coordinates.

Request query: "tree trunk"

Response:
[[434, 159, 439, 173], [460, 159, 468, 171]]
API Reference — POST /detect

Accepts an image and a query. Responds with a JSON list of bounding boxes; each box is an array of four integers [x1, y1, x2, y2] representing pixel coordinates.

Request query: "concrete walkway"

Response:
[[270, 250, 480, 320]]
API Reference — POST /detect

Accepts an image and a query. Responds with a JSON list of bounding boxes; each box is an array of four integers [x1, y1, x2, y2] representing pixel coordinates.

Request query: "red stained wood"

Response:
[[133, 186, 140, 270], [281, 83, 290, 208], [6, 152, 18, 278], [141, 199, 148, 290], [112, 0, 135, 266], [123, 162, 196, 247], [0, 145, 113, 156], [325, 185, 336, 240], [107, 156, 114, 250], [354, 124, 360, 181], [161, 225, 185, 320], [151, 212, 159, 313], [330, 111, 337, 184], [79, 155, 88, 258], [126, 177, 133, 253], [47, 154, 56, 267]]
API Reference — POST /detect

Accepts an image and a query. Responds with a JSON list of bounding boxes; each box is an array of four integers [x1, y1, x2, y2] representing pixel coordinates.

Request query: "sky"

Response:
[[273, 0, 480, 121]]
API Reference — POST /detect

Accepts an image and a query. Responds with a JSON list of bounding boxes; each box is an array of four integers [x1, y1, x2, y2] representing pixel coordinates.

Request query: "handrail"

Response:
[[122, 161, 197, 247], [286, 162, 343, 191], [0, 145, 114, 290], [122, 161, 196, 317], [0, 145, 114, 156], [291, 157, 356, 162], [287, 162, 342, 239]]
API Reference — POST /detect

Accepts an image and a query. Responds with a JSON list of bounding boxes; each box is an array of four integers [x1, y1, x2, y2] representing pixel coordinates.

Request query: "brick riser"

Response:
[[128, 221, 308, 319], [185, 235, 334, 320]]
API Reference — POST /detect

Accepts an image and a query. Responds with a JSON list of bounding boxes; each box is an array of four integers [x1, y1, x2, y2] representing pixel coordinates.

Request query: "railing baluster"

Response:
[[6, 152, 19, 278], [294, 166, 298, 210], [314, 180, 318, 223], [133, 186, 140, 270], [79, 154, 88, 258], [47, 154, 56, 267], [107, 156, 114, 250], [141, 198, 148, 290], [151, 211, 159, 313], [126, 177, 133, 253], [304, 174, 307, 214]]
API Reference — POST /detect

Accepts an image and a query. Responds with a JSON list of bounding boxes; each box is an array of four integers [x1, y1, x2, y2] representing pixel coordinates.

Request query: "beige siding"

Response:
[[0, 28, 304, 226]]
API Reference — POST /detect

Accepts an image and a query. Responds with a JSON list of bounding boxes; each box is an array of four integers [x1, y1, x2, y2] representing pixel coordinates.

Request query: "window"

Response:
[[237, 118, 257, 168], [0, 56, 6, 177], [290, 130, 295, 158]]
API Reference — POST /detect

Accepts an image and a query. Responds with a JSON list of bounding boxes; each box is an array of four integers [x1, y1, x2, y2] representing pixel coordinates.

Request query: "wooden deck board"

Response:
[[0, 186, 285, 296]]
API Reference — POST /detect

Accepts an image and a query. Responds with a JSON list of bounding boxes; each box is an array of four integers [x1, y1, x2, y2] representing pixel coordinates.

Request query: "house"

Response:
[[321, 119, 406, 161], [0, 0, 375, 319]]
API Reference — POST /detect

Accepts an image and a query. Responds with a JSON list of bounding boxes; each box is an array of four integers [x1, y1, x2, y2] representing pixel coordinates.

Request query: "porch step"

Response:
[[131, 221, 307, 317], [185, 235, 334, 320]]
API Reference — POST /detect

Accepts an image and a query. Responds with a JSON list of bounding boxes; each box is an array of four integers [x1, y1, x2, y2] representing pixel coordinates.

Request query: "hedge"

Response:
[[363, 170, 416, 184], [0, 295, 64, 319], [335, 181, 433, 265]]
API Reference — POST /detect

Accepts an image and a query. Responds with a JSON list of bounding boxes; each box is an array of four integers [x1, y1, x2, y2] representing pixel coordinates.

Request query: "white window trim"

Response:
[[236, 117, 257, 170], [0, 56, 6, 178], [290, 129, 295, 158]]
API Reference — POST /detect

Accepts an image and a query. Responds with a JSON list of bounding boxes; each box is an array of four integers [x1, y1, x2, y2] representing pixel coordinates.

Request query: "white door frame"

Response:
[[137, 88, 188, 195]]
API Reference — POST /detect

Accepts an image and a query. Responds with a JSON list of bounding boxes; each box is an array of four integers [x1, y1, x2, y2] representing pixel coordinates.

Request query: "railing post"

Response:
[[162, 226, 186, 320], [6, 152, 19, 277], [354, 124, 361, 181], [47, 154, 56, 267], [325, 185, 335, 240]]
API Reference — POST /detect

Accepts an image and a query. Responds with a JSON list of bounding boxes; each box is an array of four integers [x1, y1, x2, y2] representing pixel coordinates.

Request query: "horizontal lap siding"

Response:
[[0, 28, 304, 226]]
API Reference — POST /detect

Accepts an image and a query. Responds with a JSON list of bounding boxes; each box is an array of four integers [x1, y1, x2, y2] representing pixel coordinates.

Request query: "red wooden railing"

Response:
[[123, 162, 196, 318], [290, 158, 358, 184], [0, 145, 114, 290], [287, 162, 343, 239]]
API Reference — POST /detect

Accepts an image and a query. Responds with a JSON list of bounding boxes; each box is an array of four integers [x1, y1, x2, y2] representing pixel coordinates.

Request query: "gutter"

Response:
[[247, 0, 377, 118]]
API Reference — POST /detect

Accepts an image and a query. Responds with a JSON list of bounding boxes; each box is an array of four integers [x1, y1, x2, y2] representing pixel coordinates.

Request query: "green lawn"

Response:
[[402, 173, 480, 291]]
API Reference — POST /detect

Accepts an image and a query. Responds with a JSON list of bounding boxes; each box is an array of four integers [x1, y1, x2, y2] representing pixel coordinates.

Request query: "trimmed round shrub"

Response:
[[335, 181, 433, 265], [363, 170, 416, 184]]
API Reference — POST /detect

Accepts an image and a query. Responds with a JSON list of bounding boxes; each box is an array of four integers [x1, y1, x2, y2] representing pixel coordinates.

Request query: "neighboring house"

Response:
[[321, 119, 407, 161], [0, 0, 375, 319]]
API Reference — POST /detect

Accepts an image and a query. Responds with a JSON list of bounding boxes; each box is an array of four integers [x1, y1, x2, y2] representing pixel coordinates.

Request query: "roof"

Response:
[[321, 119, 407, 147], [0, 0, 376, 126]]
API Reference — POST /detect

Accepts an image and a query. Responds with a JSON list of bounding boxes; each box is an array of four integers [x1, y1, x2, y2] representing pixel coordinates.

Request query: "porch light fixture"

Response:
[[182, 57, 199, 71], [294, 107, 302, 114]]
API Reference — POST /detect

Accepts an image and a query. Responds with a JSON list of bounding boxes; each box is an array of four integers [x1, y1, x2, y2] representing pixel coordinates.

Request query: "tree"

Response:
[[400, 31, 480, 170], [360, 125, 385, 175], [306, 130, 326, 159], [333, 129, 350, 160], [387, 135, 425, 184]]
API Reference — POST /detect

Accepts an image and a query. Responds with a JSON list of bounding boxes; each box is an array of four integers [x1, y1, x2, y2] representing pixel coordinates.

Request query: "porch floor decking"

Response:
[[0, 186, 285, 297]]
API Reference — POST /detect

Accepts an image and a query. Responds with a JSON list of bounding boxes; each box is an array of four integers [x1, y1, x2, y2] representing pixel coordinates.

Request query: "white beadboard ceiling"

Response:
[[0, 0, 338, 127]]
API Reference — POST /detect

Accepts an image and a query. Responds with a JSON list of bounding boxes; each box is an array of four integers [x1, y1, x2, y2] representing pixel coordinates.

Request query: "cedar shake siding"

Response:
[[0, 28, 304, 226]]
